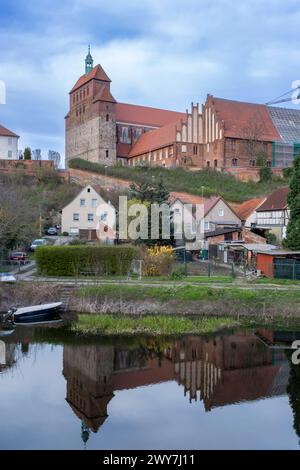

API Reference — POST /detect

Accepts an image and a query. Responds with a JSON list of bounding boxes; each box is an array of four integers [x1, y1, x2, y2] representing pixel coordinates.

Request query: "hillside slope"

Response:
[[69, 158, 289, 203]]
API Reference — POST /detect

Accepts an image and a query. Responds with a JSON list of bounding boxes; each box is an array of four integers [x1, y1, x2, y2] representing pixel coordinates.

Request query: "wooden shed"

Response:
[[256, 250, 300, 279]]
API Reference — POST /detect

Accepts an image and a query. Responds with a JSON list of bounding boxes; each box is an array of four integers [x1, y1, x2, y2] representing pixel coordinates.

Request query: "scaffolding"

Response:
[[272, 142, 300, 168]]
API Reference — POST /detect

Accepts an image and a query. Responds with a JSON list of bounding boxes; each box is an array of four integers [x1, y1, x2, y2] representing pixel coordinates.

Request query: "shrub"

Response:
[[141, 245, 175, 276], [35, 245, 138, 276]]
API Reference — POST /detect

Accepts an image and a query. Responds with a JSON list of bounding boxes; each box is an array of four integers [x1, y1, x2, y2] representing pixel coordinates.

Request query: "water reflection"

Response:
[[0, 327, 299, 449], [61, 330, 298, 443]]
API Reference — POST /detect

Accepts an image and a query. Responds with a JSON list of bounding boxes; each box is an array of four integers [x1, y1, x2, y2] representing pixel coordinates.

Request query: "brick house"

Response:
[[201, 95, 281, 179]]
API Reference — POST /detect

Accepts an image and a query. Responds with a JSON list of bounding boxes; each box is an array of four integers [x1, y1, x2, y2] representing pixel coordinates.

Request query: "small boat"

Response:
[[3, 302, 63, 325]]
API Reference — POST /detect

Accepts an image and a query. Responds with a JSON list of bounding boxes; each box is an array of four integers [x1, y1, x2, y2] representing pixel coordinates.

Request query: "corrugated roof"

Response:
[[256, 187, 289, 212], [116, 102, 185, 128], [211, 97, 281, 142], [0, 124, 19, 138]]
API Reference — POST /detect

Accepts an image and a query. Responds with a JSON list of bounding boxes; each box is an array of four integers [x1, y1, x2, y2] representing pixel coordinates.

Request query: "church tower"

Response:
[[85, 46, 93, 74], [65, 48, 117, 167]]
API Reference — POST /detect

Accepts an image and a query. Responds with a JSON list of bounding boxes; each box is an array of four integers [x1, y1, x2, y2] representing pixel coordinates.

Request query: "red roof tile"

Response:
[[211, 97, 282, 142], [93, 85, 116, 103], [256, 187, 290, 212], [116, 102, 185, 128], [128, 121, 179, 157], [0, 124, 19, 138], [70, 64, 111, 93], [236, 198, 265, 221]]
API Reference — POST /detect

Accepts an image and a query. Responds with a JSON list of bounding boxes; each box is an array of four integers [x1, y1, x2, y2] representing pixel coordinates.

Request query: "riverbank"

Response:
[[70, 313, 300, 336], [71, 284, 300, 318]]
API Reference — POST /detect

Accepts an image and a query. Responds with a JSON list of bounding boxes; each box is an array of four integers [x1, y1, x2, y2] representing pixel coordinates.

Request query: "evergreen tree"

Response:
[[129, 177, 170, 204], [283, 156, 300, 250], [23, 147, 32, 160]]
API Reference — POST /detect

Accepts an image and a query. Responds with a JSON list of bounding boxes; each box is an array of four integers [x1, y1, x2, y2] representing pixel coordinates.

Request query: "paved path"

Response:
[[19, 274, 300, 291]]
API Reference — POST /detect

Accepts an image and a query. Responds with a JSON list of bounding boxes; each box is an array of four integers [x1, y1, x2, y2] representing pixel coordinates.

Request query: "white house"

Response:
[[61, 185, 116, 241], [0, 124, 19, 160], [255, 187, 290, 242]]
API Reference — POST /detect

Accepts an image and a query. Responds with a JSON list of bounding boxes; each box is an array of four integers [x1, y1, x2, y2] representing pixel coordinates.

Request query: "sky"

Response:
[[1, 0, 300, 165]]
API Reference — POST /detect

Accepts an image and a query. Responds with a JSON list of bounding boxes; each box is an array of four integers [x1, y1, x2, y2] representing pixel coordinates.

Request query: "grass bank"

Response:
[[70, 313, 300, 336], [69, 158, 289, 203], [71, 284, 300, 317], [71, 314, 237, 336]]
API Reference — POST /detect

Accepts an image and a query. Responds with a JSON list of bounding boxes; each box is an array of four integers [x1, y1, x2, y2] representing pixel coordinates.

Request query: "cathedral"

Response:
[[65, 49, 298, 179], [65, 48, 203, 169]]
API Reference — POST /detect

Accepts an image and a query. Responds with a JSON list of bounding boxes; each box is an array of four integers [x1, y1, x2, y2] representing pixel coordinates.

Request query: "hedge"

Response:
[[35, 245, 138, 277]]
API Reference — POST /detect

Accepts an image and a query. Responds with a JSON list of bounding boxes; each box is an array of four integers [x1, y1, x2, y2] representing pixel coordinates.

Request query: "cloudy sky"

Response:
[[1, 0, 300, 163]]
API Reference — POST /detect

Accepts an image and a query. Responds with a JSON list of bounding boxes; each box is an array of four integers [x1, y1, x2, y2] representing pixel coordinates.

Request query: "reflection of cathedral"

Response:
[[62, 331, 291, 437]]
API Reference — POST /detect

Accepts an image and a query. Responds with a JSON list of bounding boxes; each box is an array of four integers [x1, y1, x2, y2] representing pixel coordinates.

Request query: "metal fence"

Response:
[[274, 260, 300, 280], [174, 249, 236, 277]]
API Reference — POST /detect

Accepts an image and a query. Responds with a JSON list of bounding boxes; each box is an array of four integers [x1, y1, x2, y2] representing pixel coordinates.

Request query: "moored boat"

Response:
[[4, 302, 63, 325]]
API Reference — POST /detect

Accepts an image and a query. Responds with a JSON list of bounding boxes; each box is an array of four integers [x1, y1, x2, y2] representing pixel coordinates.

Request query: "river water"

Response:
[[0, 326, 299, 450]]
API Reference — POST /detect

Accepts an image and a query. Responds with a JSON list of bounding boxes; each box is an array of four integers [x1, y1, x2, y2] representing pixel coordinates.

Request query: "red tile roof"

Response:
[[93, 85, 116, 103], [70, 64, 111, 93], [128, 121, 179, 157], [211, 97, 282, 142], [256, 187, 290, 212], [116, 102, 185, 128], [236, 198, 265, 221], [0, 124, 19, 138]]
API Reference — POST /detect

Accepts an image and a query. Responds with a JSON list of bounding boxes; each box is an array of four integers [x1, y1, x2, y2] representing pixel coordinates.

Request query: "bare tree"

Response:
[[32, 149, 42, 161], [48, 150, 61, 169], [242, 113, 268, 163]]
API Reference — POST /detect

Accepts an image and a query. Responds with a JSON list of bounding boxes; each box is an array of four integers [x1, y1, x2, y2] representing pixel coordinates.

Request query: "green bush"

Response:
[[35, 245, 138, 276]]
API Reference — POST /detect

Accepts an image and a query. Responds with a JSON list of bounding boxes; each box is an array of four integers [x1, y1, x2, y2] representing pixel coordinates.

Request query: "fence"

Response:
[[0, 260, 24, 273], [174, 248, 236, 278], [273, 260, 300, 280]]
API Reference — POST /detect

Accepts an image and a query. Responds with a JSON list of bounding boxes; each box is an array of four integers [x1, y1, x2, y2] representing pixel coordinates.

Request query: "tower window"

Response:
[[214, 159, 218, 167], [106, 150, 109, 158], [106, 114, 109, 122]]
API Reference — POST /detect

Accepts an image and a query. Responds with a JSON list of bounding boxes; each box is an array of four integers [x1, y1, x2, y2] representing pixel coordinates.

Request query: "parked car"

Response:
[[30, 239, 47, 251], [0, 273, 16, 283], [9, 251, 28, 265], [47, 227, 58, 236]]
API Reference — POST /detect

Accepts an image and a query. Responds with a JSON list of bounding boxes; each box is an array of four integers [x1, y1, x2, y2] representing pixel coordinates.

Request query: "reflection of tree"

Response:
[[286, 351, 300, 443]]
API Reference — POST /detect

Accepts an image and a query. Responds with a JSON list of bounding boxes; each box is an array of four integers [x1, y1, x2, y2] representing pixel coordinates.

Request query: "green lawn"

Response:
[[69, 158, 289, 203]]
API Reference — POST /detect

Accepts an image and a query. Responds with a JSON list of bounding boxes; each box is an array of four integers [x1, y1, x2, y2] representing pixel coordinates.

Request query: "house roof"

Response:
[[205, 227, 241, 239], [0, 124, 19, 138], [236, 198, 265, 221], [116, 102, 185, 128], [256, 187, 290, 212], [70, 64, 111, 93], [170, 194, 240, 219], [210, 96, 281, 142], [128, 121, 180, 157]]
